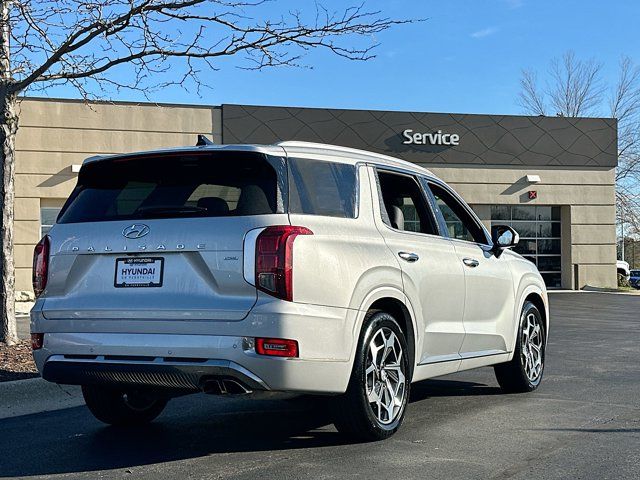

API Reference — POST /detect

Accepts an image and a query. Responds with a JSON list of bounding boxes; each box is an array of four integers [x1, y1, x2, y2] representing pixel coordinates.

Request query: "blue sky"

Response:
[[34, 0, 640, 116]]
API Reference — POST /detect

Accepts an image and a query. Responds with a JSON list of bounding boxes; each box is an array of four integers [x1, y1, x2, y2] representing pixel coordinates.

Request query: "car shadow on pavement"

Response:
[[0, 395, 345, 477], [410, 379, 502, 402], [0, 379, 499, 477]]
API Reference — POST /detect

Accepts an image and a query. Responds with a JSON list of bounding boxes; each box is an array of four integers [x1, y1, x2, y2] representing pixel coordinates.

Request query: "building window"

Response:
[[491, 205, 562, 288], [41, 207, 61, 237]]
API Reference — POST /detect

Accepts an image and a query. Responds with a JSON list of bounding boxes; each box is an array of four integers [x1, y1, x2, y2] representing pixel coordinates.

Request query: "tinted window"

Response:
[[377, 170, 438, 235], [288, 158, 357, 218], [59, 152, 279, 223], [428, 183, 488, 244]]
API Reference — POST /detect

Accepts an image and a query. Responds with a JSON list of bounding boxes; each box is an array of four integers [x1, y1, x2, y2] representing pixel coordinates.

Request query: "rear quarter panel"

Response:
[[289, 165, 401, 312]]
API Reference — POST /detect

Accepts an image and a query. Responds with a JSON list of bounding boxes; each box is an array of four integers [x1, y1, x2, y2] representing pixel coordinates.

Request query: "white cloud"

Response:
[[505, 0, 525, 8], [470, 27, 498, 39]]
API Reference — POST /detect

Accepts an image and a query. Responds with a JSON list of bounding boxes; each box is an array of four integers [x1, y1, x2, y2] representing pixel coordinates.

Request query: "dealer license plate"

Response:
[[114, 257, 164, 288]]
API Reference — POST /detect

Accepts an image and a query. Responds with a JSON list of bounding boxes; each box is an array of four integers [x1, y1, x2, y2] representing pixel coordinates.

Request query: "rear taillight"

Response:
[[255, 226, 312, 302], [256, 338, 299, 358], [32, 236, 50, 297], [31, 333, 44, 350]]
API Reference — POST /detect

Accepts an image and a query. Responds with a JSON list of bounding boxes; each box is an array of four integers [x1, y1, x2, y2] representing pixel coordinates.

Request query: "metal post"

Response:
[[621, 208, 625, 262]]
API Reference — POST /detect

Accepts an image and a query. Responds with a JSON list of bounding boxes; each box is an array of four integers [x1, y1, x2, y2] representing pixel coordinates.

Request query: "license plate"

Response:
[[114, 257, 164, 288]]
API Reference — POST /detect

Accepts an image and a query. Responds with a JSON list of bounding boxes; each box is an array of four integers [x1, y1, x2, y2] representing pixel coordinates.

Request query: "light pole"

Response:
[[621, 208, 625, 263]]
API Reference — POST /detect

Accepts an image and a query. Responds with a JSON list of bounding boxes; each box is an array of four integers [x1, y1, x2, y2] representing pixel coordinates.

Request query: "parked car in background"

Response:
[[617, 260, 630, 280], [30, 140, 549, 441], [629, 270, 640, 289]]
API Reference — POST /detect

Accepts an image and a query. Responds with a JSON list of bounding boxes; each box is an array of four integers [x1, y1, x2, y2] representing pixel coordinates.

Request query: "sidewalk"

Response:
[[548, 288, 640, 295], [17, 314, 30, 340]]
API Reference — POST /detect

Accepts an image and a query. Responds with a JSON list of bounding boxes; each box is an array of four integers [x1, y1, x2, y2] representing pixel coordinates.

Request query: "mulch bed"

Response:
[[0, 339, 39, 382]]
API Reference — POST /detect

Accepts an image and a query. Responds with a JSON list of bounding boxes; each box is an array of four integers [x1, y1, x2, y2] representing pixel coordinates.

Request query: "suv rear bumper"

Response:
[[42, 355, 266, 394], [33, 331, 353, 394]]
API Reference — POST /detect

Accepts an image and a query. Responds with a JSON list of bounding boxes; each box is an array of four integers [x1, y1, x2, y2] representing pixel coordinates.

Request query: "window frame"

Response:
[[40, 206, 62, 238], [373, 166, 441, 238], [422, 178, 492, 247], [490, 205, 562, 285]]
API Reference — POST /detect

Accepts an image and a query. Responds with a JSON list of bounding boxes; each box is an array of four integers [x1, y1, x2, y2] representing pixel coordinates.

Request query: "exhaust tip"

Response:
[[200, 377, 252, 395], [222, 379, 251, 395], [201, 379, 223, 395]]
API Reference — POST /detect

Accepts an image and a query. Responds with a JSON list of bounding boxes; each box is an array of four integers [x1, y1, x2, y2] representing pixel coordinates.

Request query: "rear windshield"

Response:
[[288, 157, 358, 218], [58, 152, 282, 223]]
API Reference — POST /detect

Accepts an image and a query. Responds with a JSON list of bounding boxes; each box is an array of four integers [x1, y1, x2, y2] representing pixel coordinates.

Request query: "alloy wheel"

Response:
[[521, 312, 544, 383], [365, 327, 406, 425]]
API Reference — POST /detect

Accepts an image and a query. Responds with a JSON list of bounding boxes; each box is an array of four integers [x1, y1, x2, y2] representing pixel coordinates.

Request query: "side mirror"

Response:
[[491, 225, 519, 257]]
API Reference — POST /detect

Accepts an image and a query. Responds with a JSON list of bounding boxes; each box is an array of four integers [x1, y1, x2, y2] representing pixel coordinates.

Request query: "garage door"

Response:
[[491, 205, 561, 288]]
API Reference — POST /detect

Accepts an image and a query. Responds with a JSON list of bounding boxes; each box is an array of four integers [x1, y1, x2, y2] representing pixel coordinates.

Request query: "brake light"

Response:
[[32, 236, 50, 297], [256, 338, 299, 358], [255, 226, 312, 302]]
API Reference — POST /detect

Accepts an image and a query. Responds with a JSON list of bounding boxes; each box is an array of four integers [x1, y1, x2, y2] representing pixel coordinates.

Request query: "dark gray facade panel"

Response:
[[222, 104, 618, 168]]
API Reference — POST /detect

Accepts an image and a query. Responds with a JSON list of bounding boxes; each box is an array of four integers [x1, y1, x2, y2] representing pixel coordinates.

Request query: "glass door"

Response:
[[491, 205, 561, 288]]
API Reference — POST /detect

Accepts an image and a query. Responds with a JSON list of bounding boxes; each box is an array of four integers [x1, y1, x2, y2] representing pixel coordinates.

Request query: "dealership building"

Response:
[[13, 98, 618, 294]]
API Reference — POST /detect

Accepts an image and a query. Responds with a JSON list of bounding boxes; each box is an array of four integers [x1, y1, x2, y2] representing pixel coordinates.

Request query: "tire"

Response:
[[494, 301, 546, 393], [82, 385, 168, 426], [332, 311, 411, 441]]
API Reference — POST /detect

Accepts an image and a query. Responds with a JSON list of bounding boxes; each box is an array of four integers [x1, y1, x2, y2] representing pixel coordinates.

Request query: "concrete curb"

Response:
[[548, 289, 640, 295], [0, 377, 84, 420]]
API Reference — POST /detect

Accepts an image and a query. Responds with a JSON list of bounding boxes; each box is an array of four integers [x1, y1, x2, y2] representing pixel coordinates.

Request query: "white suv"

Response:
[[31, 140, 548, 440]]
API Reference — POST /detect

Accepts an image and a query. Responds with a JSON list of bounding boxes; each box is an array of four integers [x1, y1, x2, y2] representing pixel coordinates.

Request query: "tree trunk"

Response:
[[0, 89, 17, 345], [0, 0, 18, 345]]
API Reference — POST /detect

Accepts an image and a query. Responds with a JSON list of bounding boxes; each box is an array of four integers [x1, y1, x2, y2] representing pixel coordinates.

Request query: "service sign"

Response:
[[402, 129, 460, 146]]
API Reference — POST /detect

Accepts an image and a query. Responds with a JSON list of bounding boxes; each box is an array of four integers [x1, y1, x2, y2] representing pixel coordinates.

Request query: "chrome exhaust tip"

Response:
[[200, 378, 252, 395]]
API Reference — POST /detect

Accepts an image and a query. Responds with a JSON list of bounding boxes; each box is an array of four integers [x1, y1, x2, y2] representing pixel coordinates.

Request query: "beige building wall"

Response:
[[427, 165, 617, 289], [12, 98, 618, 292], [14, 98, 217, 292]]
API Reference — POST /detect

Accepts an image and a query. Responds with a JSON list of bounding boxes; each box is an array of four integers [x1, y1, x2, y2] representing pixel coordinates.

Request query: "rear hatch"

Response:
[[42, 148, 288, 321]]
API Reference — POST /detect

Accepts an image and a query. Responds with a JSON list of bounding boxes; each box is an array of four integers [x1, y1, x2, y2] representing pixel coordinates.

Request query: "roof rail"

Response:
[[276, 141, 434, 176]]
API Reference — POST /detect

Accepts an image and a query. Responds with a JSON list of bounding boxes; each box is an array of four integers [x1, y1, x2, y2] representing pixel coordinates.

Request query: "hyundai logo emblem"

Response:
[[122, 224, 150, 239]]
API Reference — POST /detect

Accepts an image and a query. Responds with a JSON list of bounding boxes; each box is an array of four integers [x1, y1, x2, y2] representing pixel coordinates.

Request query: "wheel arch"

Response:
[[524, 292, 547, 334], [512, 284, 549, 357], [367, 297, 416, 375], [353, 288, 418, 377]]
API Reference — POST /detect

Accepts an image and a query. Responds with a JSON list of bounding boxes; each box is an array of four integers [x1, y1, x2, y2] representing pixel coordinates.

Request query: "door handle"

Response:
[[398, 252, 419, 263], [463, 258, 479, 268]]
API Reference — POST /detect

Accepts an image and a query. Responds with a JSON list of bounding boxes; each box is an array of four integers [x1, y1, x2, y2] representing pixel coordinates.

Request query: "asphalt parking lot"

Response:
[[1, 292, 638, 479]]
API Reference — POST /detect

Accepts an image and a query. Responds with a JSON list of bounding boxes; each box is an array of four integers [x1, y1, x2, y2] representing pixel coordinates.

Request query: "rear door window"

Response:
[[376, 169, 439, 235], [288, 157, 358, 218], [58, 152, 282, 223]]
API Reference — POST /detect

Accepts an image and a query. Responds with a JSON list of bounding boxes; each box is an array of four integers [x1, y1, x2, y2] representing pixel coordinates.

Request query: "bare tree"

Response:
[[518, 52, 640, 257], [0, 0, 415, 344], [611, 58, 640, 245], [547, 52, 603, 117], [518, 69, 546, 116], [518, 52, 604, 116], [610, 58, 640, 184]]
